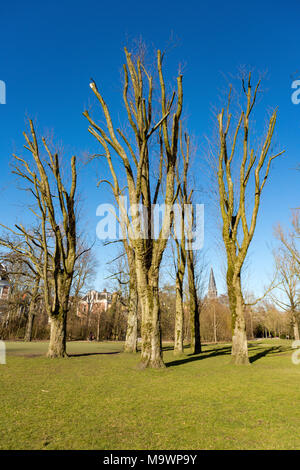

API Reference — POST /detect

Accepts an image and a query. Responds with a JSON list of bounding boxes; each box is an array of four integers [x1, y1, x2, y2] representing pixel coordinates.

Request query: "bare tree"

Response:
[[123, 249, 138, 353], [84, 47, 183, 368], [272, 247, 300, 340], [216, 74, 284, 364], [173, 219, 186, 355], [24, 274, 41, 342], [173, 128, 202, 354], [186, 206, 202, 354], [172, 130, 188, 355], [1, 120, 77, 357]]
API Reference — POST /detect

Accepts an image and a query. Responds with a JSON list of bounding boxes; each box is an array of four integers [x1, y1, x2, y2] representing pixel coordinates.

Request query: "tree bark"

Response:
[[124, 266, 138, 353], [174, 277, 184, 355], [24, 311, 35, 342], [136, 259, 164, 369], [187, 250, 201, 354], [24, 277, 40, 342], [213, 302, 217, 343], [216, 77, 283, 365], [47, 312, 67, 358], [229, 274, 249, 365], [291, 310, 300, 341], [173, 210, 186, 356], [293, 323, 300, 341], [96, 312, 101, 341]]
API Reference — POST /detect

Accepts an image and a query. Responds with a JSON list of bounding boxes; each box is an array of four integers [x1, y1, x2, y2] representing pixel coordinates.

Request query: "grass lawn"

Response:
[[0, 338, 299, 450]]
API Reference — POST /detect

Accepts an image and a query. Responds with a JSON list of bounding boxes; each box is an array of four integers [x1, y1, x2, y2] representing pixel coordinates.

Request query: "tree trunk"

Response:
[[187, 250, 201, 354], [136, 259, 165, 369], [230, 274, 249, 365], [47, 312, 67, 358], [249, 310, 254, 339], [85, 301, 93, 339], [24, 279, 39, 342], [213, 302, 217, 343], [96, 312, 101, 341], [174, 277, 184, 355], [124, 270, 138, 353], [24, 311, 35, 342], [292, 311, 300, 341]]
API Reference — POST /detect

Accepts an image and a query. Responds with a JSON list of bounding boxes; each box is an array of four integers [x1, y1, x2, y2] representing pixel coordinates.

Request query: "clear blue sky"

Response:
[[0, 0, 299, 296]]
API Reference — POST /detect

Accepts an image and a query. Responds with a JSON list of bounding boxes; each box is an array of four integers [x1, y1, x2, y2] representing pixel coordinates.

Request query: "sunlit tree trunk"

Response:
[[48, 310, 67, 358], [174, 276, 184, 355], [291, 310, 300, 341], [136, 258, 164, 368], [174, 216, 186, 356], [6, 120, 77, 358], [47, 276, 72, 358], [187, 249, 201, 354], [96, 311, 101, 341], [124, 260, 138, 353], [230, 274, 249, 364], [24, 312, 35, 342], [84, 48, 183, 369], [216, 75, 284, 365], [24, 276, 40, 342]]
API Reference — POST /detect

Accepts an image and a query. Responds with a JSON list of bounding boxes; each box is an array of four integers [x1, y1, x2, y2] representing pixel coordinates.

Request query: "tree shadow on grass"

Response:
[[249, 344, 292, 363], [166, 346, 232, 368], [166, 342, 293, 367], [68, 351, 121, 357]]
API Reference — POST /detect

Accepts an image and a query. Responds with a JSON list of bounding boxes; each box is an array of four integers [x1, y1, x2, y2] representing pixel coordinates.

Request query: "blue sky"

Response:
[[0, 0, 299, 296]]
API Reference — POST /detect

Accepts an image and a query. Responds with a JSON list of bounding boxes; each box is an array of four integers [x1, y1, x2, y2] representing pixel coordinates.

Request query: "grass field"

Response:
[[0, 339, 299, 450]]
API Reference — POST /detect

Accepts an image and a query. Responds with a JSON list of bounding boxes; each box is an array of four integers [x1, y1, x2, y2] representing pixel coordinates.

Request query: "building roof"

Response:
[[80, 289, 112, 303]]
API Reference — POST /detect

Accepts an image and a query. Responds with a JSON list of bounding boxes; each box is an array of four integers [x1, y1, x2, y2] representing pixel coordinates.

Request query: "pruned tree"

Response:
[[1, 120, 77, 357], [172, 130, 188, 355], [173, 127, 201, 355], [72, 242, 97, 297], [24, 274, 41, 341], [173, 210, 186, 355], [123, 248, 138, 353], [216, 74, 284, 364], [186, 205, 202, 354], [84, 47, 183, 368]]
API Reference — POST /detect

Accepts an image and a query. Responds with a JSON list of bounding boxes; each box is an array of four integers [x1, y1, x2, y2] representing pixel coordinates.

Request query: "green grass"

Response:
[[1, 338, 300, 450]]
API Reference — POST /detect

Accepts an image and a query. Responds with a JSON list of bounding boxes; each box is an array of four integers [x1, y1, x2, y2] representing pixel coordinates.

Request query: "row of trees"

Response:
[[1, 277, 296, 344], [0, 43, 294, 367], [0, 289, 128, 342]]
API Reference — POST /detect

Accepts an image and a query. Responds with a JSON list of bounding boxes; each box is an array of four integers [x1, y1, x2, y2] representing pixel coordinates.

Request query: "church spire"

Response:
[[208, 267, 217, 299]]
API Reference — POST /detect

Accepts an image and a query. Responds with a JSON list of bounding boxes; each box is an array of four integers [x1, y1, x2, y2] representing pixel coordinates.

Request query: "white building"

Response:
[[0, 264, 10, 300], [77, 289, 112, 317]]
